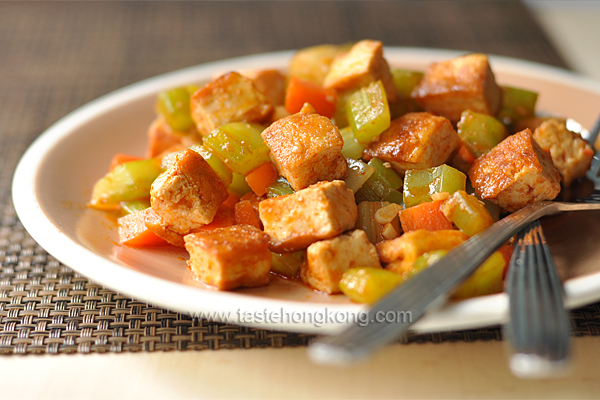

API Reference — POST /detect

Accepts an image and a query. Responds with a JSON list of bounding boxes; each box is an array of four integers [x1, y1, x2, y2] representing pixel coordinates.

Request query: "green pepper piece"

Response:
[[410, 250, 448, 277], [339, 267, 403, 304], [90, 159, 164, 210], [271, 251, 305, 278], [497, 85, 538, 124], [266, 177, 294, 198], [457, 109, 508, 158], [344, 158, 375, 193], [203, 122, 271, 176], [441, 190, 494, 237], [391, 68, 424, 99], [368, 158, 403, 190], [119, 199, 150, 216], [403, 164, 466, 208], [228, 172, 252, 198], [340, 126, 366, 160], [453, 251, 506, 299], [356, 201, 390, 244], [346, 80, 391, 144], [156, 87, 196, 132]]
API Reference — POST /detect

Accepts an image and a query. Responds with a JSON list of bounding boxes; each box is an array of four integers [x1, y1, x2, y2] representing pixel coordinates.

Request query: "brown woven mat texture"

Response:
[[1, 1, 599, 355]]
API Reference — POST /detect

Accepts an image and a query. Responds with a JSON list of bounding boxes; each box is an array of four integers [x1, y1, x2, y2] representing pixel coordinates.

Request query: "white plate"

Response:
[[12, 48, 600, 334]]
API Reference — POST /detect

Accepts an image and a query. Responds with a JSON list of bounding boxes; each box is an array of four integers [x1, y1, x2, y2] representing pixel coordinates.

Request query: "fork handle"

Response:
[[504, 220, 571, 378]]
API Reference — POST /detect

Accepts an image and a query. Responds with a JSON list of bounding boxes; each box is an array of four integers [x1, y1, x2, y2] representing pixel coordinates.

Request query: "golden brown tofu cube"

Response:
[[469, 129, 561, 212], [302, 230, 382, 294], [184, 225, 271, 290], [190, 71, 273, 136], [533, 118, 594, 187], [261, 108, 348, 191], [259, 180, 358, 252], [143, 207, 185, 247], [241, 69, 287, 107], [376, 229, 467, 275], [289, 44, 349, 85], [411, 53, 502, 123], [323, 40, 398, 103], [150, 149, 228, 235], [363, 112, 461, 175]]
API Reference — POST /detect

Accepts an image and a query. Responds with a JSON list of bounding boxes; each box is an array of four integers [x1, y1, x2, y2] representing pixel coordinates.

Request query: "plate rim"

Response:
[[12, 47, 600, 334]]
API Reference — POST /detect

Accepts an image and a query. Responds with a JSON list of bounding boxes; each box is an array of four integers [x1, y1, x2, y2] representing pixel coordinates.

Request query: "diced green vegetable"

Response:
[[391, 68, 424, 99], [228, 172, 252, 198], [457, 110, 508, 158], [339, 267, 403, 304], [189, 144, 233, 186], [266, 176, 294, 198], [203, 122, 271, 176], [369, 158, 403, 190], [90, 159, 164, 210], [346, 80, 391, 144], [403, 164, 466, 208], [441, 190, 494, 237], [333, 91, 352, 129], [119, 199, 150, 216], [161, 144, 233, 186], [344, 158, 375, 193], [453, 251, 506, 299], [271, 251, 305, 278], [497, 85, 538, 124], [355, 158, 404, 204], [340, 126, 366, 159], [156, 87, 196, 132], [410, 250, 448, 278], [356, 201, 390, 244]]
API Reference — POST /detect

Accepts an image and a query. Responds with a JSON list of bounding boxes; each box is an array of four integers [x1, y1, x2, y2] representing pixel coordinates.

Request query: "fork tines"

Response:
[[504, 220, 571, 378]]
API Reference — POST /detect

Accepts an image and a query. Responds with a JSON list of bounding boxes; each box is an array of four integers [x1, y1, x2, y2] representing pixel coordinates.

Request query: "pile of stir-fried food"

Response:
[[89, 40, 595, 303]]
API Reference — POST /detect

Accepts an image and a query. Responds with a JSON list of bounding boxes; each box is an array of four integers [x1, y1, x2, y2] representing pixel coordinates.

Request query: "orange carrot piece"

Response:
[[194, 205, 236, 231], [285, 76, 337, 118], [399, 200, 454, 232], [221, 193, 240, 210], [245, 162, 278, 196], [118, 209, 167, 247], [234, 200, 262, 229], [109, 154, 143, 171]]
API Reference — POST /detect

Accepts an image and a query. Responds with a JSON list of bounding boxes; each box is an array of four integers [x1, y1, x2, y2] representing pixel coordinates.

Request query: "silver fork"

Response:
[[504, 220, 571, 378], [308, 196, 600, 366], [503, 118, 600, 378]]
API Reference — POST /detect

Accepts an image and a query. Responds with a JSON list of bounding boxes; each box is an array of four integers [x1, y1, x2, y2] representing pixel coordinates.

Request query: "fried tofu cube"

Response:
[[376, 229, 468, 275], [144, 207, 186, 247], [241, 69, 287, 106], [190, 71, 273, 136], [363, 112, 461, 175], [323, 40, 398, 103], [533, 118, 594, 187], [118, 208, 168, 247], [289, 44, 349, 85], [261, 107, 348, 190], [259, 180, 358, 252], [411, 53, 502, 123], [184, 225, 271, 290], [469, 129, 561, 212], [150, 149, 228, 235], [302, 230, 382, 294], [146, 117, 199, 158]]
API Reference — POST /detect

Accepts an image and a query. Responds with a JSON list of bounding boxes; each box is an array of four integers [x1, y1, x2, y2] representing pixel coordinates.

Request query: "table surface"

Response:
[[2, 1, 600, 398]]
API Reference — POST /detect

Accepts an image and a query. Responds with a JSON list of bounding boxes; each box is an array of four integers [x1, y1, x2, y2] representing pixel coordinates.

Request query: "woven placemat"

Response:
[[2, 1, 599, 355]]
